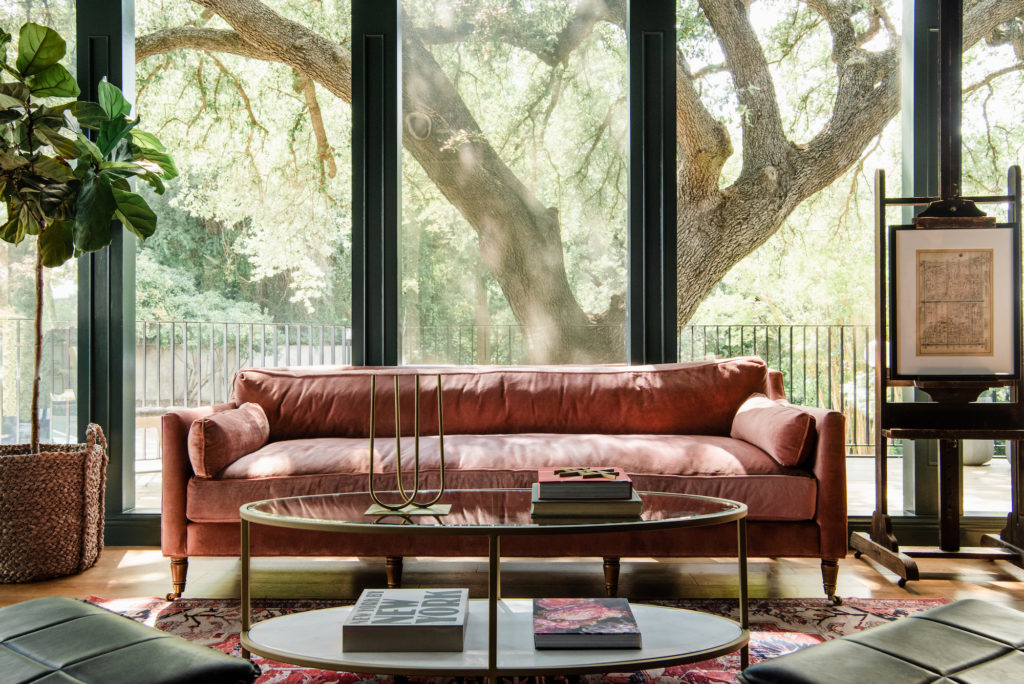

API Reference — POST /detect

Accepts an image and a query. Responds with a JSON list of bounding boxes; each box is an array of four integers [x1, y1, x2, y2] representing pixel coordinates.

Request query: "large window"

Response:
[[0, 1, 78, 448], [132, 1, 352, 508], [399, 0, 628, 365]]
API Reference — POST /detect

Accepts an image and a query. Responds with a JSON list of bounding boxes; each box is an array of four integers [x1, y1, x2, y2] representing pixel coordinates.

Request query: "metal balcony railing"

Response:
[[1, 319, 878, 463]]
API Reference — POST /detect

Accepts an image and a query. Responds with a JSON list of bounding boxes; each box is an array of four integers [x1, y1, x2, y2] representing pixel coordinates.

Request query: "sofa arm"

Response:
[[160, 403, 235, 556], [793, 405, 848, 559]]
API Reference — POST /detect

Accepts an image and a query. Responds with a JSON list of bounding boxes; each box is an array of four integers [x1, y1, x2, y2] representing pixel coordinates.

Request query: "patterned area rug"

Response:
[[88, 596, 946, 683]]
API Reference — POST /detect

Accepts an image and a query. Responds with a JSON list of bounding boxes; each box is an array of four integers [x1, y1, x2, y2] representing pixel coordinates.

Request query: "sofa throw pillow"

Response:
[[730, 393, 815, 468], [188, 402, 270, 478]]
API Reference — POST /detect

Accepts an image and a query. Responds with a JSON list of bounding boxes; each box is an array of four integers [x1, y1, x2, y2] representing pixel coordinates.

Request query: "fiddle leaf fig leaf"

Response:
[[97, 115, 135, 158], [60, 101, 108, 130], [131, 146, 178, 179], [34, 125, 78, 157], [138, 170, 166, 195], [27, 63, 79, 98], [0, 209, 24, 244], [0, 153, 29, 171], [73, 132, 103, 163], [32, 156, 71, 181], [112, 187, 157, 240], [0, 82, 31, 102], [37, 218, 73, 266], [97, 79, 131, 119], [131, 130, 165, 152], [0, 92, 22, 108], [72, 170, 115, 252], [16, 23, 66, 77]]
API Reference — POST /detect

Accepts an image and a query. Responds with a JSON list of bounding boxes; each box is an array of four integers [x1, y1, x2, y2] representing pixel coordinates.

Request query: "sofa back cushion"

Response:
[[188, 402, 270, 477], [232, 357, 771, 440], [730, 393, 815, 467]]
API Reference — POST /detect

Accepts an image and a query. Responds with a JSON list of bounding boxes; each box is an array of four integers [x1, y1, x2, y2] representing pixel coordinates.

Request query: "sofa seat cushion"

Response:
[[187, 433, 816, 523]]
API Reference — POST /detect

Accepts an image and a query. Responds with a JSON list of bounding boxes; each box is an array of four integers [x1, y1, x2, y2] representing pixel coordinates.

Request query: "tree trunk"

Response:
[[401, 34, 623, 363], [142, 0, 1024, 361]]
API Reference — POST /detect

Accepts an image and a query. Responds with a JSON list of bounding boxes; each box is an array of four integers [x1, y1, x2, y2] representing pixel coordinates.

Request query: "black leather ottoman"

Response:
[[738, 599, 1024, 684], [0, 596, 260, 684]]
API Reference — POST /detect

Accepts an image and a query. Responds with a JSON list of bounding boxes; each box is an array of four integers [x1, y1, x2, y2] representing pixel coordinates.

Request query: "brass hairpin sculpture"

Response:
[[365, 374, 450, 516]]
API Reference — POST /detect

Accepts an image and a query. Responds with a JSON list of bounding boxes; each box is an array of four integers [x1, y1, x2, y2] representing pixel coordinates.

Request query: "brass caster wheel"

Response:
[[828, 595, 843, 606], [897, 578, 908, 588], [165, 591, 181, 601]]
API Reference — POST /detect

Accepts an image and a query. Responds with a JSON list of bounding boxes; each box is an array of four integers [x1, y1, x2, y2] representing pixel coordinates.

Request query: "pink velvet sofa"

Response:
[[161, 357, 847, 601]]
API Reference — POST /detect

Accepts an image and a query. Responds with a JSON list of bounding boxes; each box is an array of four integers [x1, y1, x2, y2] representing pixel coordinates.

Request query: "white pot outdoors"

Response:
[[962, 439, 994, 466]]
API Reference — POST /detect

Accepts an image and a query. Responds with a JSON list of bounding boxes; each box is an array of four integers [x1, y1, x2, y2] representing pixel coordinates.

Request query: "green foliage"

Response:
[[0, 22, 175, 266], [0, 20, 176, 448]]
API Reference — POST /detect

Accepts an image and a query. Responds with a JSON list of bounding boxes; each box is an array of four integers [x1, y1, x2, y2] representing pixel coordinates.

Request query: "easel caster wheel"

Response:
[[897, 578, 908, 588], [853, 551, 862, 559]]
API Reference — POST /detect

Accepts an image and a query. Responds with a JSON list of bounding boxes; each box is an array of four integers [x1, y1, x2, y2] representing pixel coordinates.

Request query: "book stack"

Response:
[[530, 467, 643, 518], [533, 597, 642, 649], [342, 588, 469, 652]]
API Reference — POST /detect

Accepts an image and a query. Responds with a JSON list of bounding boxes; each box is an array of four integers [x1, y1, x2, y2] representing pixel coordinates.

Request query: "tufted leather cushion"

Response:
[[738, 599, 1024, 684], [187, 403, 270, 478], [730, 393, 815, 467], [0, 596, 259, 684]]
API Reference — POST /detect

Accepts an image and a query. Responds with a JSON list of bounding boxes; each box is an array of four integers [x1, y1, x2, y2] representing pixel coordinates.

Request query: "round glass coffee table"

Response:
[[239, 489, 748, 681]]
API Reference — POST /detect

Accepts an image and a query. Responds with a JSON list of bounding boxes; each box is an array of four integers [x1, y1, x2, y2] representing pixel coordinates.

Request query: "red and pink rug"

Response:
[[88, 595, 946, 683]]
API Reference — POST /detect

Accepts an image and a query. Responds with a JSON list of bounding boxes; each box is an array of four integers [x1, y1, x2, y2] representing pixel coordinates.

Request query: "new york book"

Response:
[[342, 588, 469, 652], [530, 483, 643, 518], [537, 467, 633, 499], [533, 598, 642, 649]]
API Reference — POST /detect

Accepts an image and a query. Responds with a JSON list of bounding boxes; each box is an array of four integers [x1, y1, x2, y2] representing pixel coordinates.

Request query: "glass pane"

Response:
[[674, 1, 903, 515], [400, 0, 628, 365], [958, 28, 1021, 516], [133, 1, 353, 509], [1, 2, 78, 447]]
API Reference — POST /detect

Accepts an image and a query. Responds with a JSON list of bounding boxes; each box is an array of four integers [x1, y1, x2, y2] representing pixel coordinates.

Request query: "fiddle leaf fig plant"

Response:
[[0, 22, 177, 452]]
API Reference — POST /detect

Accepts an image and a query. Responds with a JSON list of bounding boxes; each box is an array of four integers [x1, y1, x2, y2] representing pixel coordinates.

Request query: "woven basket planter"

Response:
[[0, 423, 108, 583]]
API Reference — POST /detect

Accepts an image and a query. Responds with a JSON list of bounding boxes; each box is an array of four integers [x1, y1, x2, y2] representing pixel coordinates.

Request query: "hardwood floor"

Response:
[[1, 549, 1023, 610]]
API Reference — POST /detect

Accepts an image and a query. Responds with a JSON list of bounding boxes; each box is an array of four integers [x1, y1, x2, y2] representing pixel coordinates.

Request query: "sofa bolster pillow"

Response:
[[188, 402, 270, 477], [730, 393, 815, 467]]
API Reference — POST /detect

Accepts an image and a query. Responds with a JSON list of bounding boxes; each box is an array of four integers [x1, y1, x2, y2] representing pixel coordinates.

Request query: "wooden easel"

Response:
[[849, 168, 1024, 585]]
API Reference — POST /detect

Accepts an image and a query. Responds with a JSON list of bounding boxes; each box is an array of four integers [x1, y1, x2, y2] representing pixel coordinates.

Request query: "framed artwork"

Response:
[[889, 225, 1019, 380]]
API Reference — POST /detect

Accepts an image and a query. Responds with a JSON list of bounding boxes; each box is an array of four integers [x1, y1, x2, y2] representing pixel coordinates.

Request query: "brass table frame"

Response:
[[238, 489, 749, 681]]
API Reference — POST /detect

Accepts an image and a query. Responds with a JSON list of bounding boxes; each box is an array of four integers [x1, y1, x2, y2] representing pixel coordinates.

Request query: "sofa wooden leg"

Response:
[[821, 559, 841, 605], [167, 557, 188, 601], [386, 556, 403, 588], [603, 556, 620, 597]]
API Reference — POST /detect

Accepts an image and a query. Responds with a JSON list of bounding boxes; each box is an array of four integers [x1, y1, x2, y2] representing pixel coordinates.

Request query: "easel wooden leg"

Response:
[[850, 433, 920, 585], [938, 439, 962, 552]]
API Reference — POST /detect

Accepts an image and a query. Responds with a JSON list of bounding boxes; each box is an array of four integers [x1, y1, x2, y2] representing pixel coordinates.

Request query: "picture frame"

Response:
[[889, 224, 1020, 381]]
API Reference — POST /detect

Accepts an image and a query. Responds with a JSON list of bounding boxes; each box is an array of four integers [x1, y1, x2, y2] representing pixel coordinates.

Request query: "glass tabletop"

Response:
[[240, 489, 746, 535]]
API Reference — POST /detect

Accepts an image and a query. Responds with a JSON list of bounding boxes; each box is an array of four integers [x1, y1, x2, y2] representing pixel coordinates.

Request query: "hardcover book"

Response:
[[537, 467, 633, 500], [533, 598, 642, 649], [342, 588, 468, 652], [530, 483, 643, 518]]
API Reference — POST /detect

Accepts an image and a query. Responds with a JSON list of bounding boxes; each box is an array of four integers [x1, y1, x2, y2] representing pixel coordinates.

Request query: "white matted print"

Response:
[[894, 227, 1015, 376]]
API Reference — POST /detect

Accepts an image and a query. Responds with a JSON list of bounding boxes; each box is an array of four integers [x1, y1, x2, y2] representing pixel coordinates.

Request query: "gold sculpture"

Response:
[[365, 374, 451, 515]]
